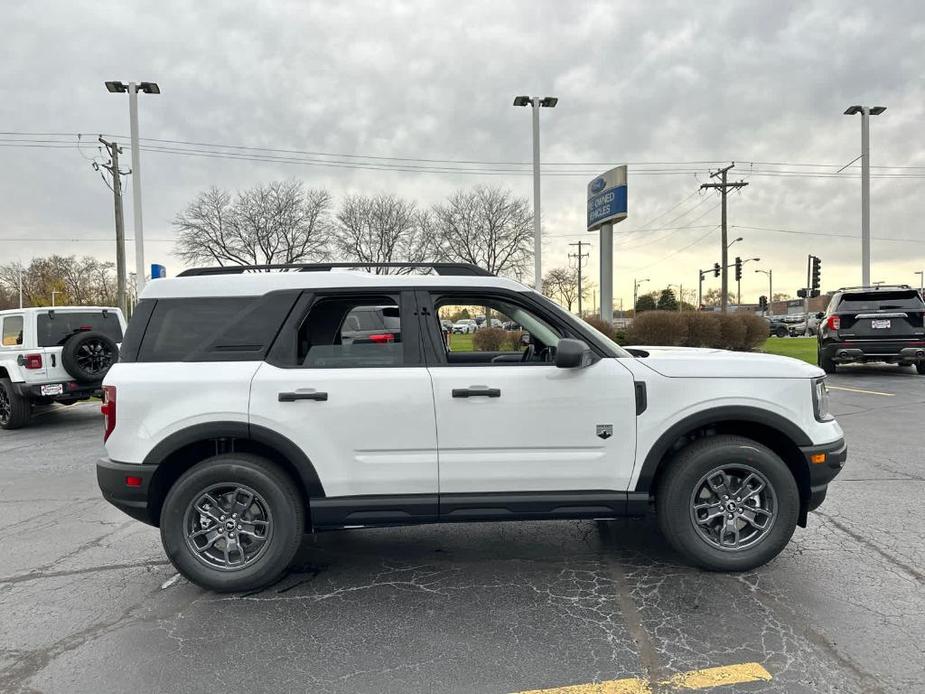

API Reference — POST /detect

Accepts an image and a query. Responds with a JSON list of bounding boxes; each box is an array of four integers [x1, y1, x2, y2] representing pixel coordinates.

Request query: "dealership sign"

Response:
[[587, 165, 628, 230]]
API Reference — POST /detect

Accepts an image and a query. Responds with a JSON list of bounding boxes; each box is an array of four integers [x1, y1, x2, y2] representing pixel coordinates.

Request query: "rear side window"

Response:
[[298, 296, 403, 368], [137, 293, 298, 362], [837, 291, 925, 312], [36, 311, 123, 347], [1, 315, 23, 347]]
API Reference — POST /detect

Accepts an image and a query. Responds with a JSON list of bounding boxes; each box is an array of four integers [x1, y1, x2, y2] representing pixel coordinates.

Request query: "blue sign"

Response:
[[150, 263, 166, 279], [587, 185, 627, 229], [587, 165, 628, 230]]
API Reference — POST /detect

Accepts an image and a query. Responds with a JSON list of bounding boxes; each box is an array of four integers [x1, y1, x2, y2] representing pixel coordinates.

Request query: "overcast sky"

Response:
[[2, 0, 924, 306]]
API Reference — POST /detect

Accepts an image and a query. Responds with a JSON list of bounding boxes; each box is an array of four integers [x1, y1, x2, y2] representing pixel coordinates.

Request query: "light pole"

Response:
[[633, 277, 649, 314], [755, 268, 772, 314], [106, 80, 160, 299], [916, 270, 924, 296], [844, 105, 886, 286], [513, 95, 557, 292]]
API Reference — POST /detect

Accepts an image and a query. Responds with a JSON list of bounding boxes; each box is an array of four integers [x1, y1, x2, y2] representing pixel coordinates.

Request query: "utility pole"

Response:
[[98, 137, 128, 315], [17, 264, 23, 309], [568, 240, 590, 316], [701, 164, 748, 313]]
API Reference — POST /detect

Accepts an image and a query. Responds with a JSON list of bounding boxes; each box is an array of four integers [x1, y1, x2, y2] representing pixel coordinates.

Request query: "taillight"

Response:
[[101, 385, 116, 442], [826, 315, 840, 331], [368, 333, 395, 343], [23, 354, 42, 369]]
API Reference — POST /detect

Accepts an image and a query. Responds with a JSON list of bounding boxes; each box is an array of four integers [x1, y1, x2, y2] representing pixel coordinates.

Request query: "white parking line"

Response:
[[828, 385, 895, 397]]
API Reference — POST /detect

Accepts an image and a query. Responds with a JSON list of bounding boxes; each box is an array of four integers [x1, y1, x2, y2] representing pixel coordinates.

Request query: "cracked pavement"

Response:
[[0, 366, 923, 693]]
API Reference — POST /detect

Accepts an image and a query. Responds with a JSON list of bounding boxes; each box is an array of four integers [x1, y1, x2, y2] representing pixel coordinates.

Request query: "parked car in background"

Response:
[[766, 316, 789, 338], [452, 319, 478, 334], [817, 284, 925, 374], [340, 305, 401, 344], [0, 306, 125, 429]]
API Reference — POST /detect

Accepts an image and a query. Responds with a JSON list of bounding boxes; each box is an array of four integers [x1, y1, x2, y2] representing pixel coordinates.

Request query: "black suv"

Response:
[[816, 285, 925, 374]]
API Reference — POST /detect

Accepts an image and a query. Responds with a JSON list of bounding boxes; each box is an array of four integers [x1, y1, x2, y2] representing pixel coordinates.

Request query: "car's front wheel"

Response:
[[160, 453, 304, 592], [656, 435, 799, 572], [818, 348, 837, 374]]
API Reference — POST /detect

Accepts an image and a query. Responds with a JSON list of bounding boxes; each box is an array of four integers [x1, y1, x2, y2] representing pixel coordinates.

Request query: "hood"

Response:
[[626, 345, 824, 379]]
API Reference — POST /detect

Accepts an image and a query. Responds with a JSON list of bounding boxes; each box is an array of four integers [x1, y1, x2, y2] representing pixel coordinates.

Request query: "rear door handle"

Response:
[[278, 391, 328, 402], [452, 387, 501, 398]]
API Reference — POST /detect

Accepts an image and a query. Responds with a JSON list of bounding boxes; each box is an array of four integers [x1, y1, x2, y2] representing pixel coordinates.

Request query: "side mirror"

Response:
[[815, 312, 824, 319], [555, 338, 594, 369]]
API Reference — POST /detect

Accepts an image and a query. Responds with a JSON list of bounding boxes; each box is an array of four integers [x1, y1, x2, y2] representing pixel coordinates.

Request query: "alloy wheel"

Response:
[[689, 464, 777, 551], [183, 483, 273, 571], [75, 338, 113, 376]]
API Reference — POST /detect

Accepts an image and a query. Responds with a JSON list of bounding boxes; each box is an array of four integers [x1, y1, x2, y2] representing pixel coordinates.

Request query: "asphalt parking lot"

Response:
[[1, 366, 922, 694]]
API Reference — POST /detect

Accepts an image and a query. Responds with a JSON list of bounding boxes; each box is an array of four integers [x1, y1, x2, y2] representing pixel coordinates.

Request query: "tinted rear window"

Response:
[[136, 294, 297, 362], [837, 291, 925, 312], [36, 311, 123, 347]]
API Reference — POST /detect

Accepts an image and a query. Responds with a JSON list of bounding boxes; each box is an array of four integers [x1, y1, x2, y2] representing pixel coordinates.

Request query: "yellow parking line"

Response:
[[828, 385, 894, 397], [514, 662, 772, 694]]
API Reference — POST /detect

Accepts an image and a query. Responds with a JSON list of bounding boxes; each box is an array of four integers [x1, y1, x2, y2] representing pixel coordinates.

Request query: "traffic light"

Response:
[[734, 257, 742, 282], [811, 255, 821, 291], [713, 262, 721, 278], [759, 295, 768, 311]]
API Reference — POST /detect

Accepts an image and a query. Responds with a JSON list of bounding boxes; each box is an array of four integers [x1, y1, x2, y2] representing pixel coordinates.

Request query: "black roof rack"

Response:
[[836, 284, 911, 292], [177, 262, 493, 278]]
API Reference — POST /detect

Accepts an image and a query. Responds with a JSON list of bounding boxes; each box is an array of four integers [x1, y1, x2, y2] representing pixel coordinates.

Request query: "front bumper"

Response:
[[821, 340, 925, 363], [799, 437, 847, 513], [97, 457, 159, 526]]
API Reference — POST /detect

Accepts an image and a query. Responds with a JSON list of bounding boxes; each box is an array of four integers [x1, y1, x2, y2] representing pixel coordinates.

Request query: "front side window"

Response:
[[434, 294, 562, 365], [1, 315, 23, 347], [298, 296, 404, 368]]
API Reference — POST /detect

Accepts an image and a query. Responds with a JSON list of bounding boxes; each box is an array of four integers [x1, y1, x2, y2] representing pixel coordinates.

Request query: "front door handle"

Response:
[[278, 391, 328, 402], [452, 387, 501, 398]]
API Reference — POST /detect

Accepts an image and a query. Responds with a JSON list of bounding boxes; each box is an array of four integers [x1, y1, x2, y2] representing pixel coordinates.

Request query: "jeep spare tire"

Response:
[[61, 331, 119, 383]]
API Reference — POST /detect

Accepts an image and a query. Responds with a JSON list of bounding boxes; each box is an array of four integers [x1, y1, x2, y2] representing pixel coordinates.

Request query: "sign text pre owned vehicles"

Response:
[[96, 262, 845, 592]]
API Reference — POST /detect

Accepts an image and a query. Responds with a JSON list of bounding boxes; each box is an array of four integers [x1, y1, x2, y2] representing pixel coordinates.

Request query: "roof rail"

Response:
[[835, 284, 911, 291], [177, 262, 494, 277]]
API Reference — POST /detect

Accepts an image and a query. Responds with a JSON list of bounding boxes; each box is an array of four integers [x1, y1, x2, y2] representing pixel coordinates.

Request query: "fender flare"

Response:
[[633, 405, 812, 493], [141, 421, 325, 498]]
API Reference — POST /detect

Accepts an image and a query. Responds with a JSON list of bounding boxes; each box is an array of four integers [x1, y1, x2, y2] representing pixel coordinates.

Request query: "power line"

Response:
[[629, 226, 720, 272]]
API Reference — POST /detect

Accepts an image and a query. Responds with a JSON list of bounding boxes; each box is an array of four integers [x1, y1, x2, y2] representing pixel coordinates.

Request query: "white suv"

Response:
[[96, 263, 846, 592], [0, 306, 125, 429]]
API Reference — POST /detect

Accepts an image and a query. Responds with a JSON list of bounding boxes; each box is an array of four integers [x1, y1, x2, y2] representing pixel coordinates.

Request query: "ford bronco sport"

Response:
[[96, 263, 846, 592], [0, 306, 125, 429]]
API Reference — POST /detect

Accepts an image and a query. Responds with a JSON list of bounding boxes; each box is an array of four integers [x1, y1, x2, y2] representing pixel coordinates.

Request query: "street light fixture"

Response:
[[633, 277, 649, 313], [513, 95, 558, 293], [844, 104, 886, 286], [106, 79, 160, 299], [727, 236, 743, 249]]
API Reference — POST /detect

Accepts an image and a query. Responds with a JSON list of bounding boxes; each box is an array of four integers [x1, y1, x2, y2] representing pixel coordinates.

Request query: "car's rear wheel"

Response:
[[0, 378, 31, 430], [818, 349, 837, 374], [160, 453, 304, 592], [775, 326, 788, 338], [656, 435, 799, 571]]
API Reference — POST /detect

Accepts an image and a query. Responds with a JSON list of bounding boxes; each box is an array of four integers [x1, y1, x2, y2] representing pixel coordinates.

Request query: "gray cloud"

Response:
[[1, 0, 923, 303]]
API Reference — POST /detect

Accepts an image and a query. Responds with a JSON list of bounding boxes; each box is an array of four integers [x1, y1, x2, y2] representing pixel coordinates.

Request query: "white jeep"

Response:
[[0, 306, 125, 429], [96, 263, 845, 592]]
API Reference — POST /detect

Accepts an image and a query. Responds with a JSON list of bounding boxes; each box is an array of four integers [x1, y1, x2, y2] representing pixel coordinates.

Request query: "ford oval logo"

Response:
[[590, 177, 606, 193]]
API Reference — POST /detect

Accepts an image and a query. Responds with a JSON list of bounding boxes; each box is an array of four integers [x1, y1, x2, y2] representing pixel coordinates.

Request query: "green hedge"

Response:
[[625, 311, 767, 351]]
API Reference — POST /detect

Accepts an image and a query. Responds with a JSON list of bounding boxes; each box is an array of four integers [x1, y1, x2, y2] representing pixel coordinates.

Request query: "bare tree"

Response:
[[174, 180, 332, 267], [431, 186, 533, 278], [333, 193, 434, 273], [0, 256, 117, 307], [543, 267, 585, 312]]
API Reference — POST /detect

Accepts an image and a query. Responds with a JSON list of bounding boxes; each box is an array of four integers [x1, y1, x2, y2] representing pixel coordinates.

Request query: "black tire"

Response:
[[916, 362, 925, 375], [818, 349, 837, 374], [775, 326, 788, 338], [0, 378, 31, 430], [61, 331, 119, 383], [656, 435, 799, 572], [160, 453, 304, 592]]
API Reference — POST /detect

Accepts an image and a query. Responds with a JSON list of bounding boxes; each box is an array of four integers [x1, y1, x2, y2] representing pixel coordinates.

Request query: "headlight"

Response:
[[813, 377, 833, 422]]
